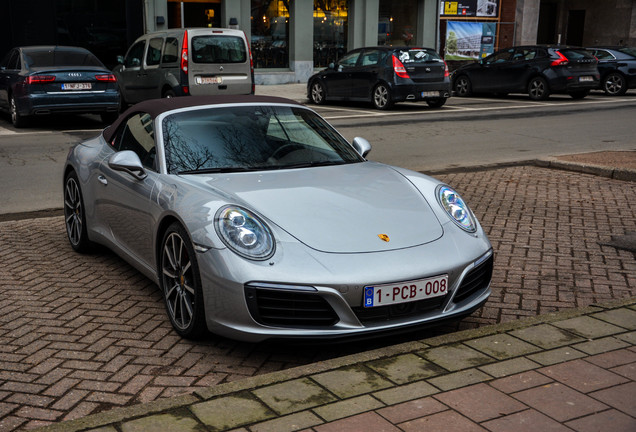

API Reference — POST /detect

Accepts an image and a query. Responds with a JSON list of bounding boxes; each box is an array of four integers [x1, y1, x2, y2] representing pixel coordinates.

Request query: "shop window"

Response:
[[378, 0, 417, 46], [251, 0, 290, 68], [314, 0, 348, 68]]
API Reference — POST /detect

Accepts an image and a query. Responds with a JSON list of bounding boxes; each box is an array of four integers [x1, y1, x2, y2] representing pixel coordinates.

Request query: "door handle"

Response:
[[98, 175, 108, 185]]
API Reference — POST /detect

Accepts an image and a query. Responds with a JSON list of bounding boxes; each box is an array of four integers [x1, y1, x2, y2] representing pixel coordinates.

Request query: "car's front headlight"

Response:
[[437, 185, 477, 233], [215, 206, 275, 260]]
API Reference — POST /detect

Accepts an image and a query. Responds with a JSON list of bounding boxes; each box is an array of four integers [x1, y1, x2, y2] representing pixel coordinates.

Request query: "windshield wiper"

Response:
[[177, 166, 264, 174], [280, 160, 348, 169]]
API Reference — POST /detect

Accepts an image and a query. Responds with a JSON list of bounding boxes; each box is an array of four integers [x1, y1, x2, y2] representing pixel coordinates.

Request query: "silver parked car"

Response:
[[63, 95, 493, 342], [113, 28, 254, 107]]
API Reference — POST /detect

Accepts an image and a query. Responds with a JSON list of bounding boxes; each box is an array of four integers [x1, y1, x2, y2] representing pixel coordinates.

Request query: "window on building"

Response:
[[251, 0, 290, 68], [314, 0, 348, 67], [378, 0, 417, 46]]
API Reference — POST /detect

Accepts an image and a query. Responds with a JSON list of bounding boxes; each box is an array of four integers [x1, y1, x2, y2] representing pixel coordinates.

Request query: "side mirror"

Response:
[[116, 55, 124, 64], [131, 58, 141, 67], [352, 137, 371, 158], [108, 151, 147, 180], [328, 62, 335, 70]]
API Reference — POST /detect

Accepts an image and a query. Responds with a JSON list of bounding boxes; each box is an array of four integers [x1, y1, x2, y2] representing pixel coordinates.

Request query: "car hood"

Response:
[[184, 162, 444, 253]]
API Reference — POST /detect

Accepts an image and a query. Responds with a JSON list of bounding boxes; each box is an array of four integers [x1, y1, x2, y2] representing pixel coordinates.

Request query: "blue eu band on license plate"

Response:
[[363, 274, 448, 308]]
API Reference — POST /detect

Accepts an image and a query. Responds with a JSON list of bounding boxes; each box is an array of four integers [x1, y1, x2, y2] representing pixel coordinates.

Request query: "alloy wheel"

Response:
[[162, 231, 196, 331], [311, 81, 325, 104], [64, 176, 83, 247], [373, 84, 391, 109], [528, 77, 549, 100], [455, 76, 471, 97], [604, 73, 627, 96]]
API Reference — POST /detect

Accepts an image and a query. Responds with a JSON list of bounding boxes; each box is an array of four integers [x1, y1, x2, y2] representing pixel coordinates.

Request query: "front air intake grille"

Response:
[[352, 296, 446, 325], [245, 287, 339, 328], [453, 254, 493, 303]]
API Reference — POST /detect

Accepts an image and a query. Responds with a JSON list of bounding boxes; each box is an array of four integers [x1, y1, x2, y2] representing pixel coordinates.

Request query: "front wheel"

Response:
[[426, 97, 447, 108], [310, 81, 326, 104], [372, 83, 393, 110], [64, 171, 94, 252], [160, 223, 207, 339], [602, 72, 627, 96], [163, 89, 176, 98], [528, 77, 550, 100]]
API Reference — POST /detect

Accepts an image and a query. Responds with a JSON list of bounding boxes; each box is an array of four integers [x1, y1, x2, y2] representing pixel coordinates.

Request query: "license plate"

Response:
[[363, 274, 448, 308], [62, 83, 92, 90], [421, 91, 439, 98], [579, 76, 593, 82], [197, 76, 223, 85]]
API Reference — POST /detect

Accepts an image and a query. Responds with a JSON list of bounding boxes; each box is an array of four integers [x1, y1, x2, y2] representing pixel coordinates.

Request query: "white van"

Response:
[[114, 28, 253, 105]]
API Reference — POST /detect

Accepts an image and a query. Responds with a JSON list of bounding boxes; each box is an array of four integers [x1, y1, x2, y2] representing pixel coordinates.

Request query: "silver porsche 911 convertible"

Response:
[[63, 95, 493, 342]]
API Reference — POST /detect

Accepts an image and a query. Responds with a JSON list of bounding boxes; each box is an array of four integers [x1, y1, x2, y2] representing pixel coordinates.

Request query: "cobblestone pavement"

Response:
[[0, 165, 635, 430]]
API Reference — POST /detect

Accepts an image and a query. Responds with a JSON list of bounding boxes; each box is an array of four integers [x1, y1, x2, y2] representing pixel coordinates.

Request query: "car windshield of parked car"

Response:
[[162, 105, 364, 174], [394, 48, 442, 64], [24, 49, 104, 68]]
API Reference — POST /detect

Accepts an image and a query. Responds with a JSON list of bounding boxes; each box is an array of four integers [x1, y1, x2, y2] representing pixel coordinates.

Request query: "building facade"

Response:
[[2, 0, 635, 84]]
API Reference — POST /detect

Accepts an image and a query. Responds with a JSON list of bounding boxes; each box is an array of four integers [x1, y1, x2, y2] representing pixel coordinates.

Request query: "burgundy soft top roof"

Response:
[[103, 95, 303, 142]]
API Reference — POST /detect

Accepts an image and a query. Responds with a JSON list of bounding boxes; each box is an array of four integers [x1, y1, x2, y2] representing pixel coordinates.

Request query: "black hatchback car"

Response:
[[587, 46, 636, 96], [0, 46, 120, 127], [307, 46, 451, 110], [452, 45, 599, 100]]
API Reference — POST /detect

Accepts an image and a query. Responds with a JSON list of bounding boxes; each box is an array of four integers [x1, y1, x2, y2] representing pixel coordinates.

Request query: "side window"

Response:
[[113, 113, 157, 171], [338, 51, 361, 68], [486, 49, 513, 64], [594, 50, 614, 60], [146, 38, 163, 66], [2, 50, 20, 70], [125, 41, 146, 68], [162, 37, 179, 63], [360, 50, 380, 66]]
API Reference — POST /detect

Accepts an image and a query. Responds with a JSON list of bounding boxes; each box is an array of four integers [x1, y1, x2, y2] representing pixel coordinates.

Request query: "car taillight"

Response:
[[392, 55, 410, 79], [95, 74, 116, 82], [26, 75, 56, 84], [443, 60, 450, 78], [551, 51, 569, 66], [181, 29, 189, 74]]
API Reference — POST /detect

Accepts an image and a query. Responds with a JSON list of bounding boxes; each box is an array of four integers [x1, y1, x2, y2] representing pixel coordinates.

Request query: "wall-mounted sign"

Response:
[[440, 0, 500, 18]]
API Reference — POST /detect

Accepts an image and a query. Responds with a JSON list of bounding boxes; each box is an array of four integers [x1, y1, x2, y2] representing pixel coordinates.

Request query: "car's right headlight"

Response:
[[215, 205, 275, 260], [436, 185, 477, 233]]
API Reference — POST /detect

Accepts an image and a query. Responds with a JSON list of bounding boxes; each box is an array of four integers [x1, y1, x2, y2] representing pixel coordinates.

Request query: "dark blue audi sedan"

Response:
[[0, 46, 120, 127]]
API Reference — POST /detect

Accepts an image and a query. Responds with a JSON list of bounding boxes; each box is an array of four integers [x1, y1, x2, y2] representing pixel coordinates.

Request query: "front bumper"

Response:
[[197, 224, 493, 342]]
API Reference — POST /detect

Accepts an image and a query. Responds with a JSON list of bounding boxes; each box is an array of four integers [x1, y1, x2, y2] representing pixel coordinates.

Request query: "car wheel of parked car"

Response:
[[602, 72, 628, 96], [63, 171, 93, 253], [454, 76, 472, 97], [9, 95, 27, 128], [372, 83, 393, 110], [160, 222, 207, 339], [163, 89, 176, 98], [426, 98, 447, 108], [528, 76, 550, 101], [569, 90, 589, 99], [310, 81, 326, 105]]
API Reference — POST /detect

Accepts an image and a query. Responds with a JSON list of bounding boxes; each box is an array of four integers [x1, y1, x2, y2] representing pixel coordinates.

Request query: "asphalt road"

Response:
[[1, 91, 635, 215]]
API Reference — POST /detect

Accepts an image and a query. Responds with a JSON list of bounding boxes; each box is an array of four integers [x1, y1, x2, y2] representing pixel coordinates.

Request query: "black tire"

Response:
[[163, 89, 176, 98], [454, 75, 472, 97], [309, 80, 326, 105], [9, 95, 28, 128], [426, 97, 447, 108], [602, 72, 627, 96], [372, 83, 393, 110], [528, 76, 550, 101], [569, 90, 589, 100], [63, 171, 94, 253], [160, 222, 207, 339]]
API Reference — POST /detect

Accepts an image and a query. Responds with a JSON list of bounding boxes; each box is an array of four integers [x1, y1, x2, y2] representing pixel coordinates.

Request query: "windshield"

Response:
[[162, 105, 364, 174]]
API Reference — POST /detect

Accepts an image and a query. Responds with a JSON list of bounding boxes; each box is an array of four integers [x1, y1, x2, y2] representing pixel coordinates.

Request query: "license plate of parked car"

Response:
[[579, 76, 593, 82], [421, 91, 440, 98], [197, 76, 223, 85], [363, 274, 448, 308], [62, 83, 92, 90]]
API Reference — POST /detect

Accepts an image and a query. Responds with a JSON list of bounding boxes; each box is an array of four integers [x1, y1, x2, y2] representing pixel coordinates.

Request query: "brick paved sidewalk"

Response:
[[1, 164, 635, 431], [34, 299, 636, 432]]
